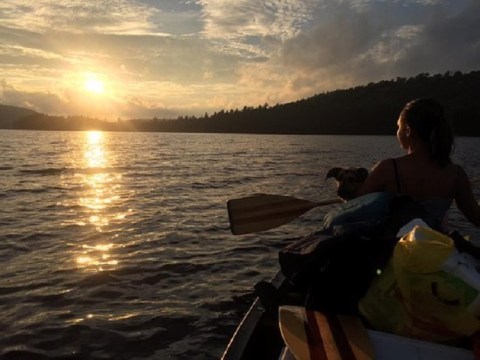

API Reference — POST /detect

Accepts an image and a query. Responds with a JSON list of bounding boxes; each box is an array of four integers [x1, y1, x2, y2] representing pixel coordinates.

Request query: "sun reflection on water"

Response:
[[85, 131, 106, 168], [80, 131, 112, 229], [67, 311, 140, 325], [76, 243, 119, 269], [74, 131, 122, 272]]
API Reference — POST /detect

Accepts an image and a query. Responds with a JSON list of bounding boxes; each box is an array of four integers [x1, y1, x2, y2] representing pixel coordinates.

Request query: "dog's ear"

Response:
[[357, 167, 369, 181], [326, 167, 343, 180]]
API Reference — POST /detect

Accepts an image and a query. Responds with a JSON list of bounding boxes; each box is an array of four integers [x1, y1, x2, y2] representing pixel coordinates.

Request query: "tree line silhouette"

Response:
[[9, 70, 480, 135]]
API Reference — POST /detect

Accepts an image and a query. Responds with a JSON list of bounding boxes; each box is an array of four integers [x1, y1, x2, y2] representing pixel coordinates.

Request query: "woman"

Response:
[[356, 98, 480, 228]]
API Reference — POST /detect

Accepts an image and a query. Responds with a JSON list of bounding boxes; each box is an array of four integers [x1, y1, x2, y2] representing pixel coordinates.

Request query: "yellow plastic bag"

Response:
[[394, 226, 480, 340], [358, 260, 407, 334], [360, 225, 480, 342]]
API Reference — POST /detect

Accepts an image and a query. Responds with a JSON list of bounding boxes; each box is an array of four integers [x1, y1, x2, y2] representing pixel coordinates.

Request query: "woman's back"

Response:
[[392, 155, 459, 201], [359, 154, 459, 200]]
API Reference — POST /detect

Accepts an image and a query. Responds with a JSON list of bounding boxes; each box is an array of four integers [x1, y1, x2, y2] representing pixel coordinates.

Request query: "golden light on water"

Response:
[[73, 130, 123, 272], [68, 311, 140, 325], [76, 243, 119, 269], [77, 256, 94, 265], [81, 131, 110, 227], [85, 131, 106, 168], [87, 130, 103, 143], [92, 244, 114, 252]]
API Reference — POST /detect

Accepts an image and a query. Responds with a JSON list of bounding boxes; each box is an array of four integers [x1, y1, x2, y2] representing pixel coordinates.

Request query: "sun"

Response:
[[84, 75, 105, 95]]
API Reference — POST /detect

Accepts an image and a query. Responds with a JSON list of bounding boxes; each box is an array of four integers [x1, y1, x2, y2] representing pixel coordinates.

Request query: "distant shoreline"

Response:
[[1, 129, 478, 138], [2, 70, 480, 136]]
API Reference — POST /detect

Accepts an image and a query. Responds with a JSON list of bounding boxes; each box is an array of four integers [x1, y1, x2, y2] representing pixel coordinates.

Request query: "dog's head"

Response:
[[326, 167, 368, 200]]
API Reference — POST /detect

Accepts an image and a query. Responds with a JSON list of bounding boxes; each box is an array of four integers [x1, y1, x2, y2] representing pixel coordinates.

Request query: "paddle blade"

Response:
[[227, 194, 340, 235]]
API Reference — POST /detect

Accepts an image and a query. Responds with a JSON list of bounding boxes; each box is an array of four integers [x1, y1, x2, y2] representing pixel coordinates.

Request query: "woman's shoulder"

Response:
[[443, 161, 466, 178], [372, 158, 396, 171], [372, 157, 407, 174], [393, 154, 458, 173], [381, 155, 411, 165]]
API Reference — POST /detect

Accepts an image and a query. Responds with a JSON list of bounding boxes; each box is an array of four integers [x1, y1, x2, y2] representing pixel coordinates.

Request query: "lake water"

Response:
[[1, 130, 480, 359]]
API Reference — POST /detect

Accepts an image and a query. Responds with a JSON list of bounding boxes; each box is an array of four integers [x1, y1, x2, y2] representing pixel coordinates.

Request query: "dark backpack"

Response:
[[278, 193, 428, 314], [279, 229, 386, 314]]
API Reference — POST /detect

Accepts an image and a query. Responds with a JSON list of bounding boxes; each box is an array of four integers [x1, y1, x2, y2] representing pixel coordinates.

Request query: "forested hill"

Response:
[[3, 70, 480, 135], [0, 105, 37, 128]]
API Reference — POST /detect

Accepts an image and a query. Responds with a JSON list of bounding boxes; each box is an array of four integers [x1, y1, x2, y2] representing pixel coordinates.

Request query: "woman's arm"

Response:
[[355, 159, 391, 197], [454, 166, 480, 227]]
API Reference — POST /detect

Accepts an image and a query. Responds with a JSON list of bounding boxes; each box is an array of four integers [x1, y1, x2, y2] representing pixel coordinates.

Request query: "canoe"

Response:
[[223, 193, 479, 359], [221, 271, 475, 360]]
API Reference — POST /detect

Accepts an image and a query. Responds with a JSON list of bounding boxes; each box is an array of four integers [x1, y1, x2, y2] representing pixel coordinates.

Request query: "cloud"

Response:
[[0, 0, 160, 35], [397, 0, 480, 74], [275, 0, 480, 95], [1, 79, 74, 115], [199, 0, 316, 39], [282, 11, 376, 70], [197, 0, 318, 59]]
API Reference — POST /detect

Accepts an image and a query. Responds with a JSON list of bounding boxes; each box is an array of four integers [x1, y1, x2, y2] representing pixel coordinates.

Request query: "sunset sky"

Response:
[[0, 0, 479, 119]]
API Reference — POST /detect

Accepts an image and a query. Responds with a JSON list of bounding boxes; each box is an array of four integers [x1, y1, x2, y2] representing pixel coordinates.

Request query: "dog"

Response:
[[326, 167, 369, 201]]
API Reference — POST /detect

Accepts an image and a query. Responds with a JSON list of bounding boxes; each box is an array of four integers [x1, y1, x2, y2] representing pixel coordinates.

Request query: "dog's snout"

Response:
[[326, 166, 369, 201]]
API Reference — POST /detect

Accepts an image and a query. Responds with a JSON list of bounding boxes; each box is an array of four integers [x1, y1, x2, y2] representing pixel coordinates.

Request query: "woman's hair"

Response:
[[400, 98, 454, 166]]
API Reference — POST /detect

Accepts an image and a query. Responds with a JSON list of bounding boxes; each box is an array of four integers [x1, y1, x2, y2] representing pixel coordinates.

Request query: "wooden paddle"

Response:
[[227, 194, 342, 235]]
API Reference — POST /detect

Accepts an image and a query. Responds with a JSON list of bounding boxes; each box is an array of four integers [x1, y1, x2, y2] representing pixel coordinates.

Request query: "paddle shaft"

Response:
[[227, 194, 342, 235]]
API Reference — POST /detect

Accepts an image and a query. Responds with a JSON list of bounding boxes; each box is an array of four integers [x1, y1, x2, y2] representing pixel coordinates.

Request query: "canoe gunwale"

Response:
[[222, 271, 286, 360]]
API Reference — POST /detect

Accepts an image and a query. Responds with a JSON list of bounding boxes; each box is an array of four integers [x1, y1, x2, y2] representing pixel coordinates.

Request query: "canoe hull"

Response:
[[222, 271, 475, 360]]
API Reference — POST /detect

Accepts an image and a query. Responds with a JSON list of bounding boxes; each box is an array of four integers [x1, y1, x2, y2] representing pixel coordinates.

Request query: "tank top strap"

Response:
[[392, 158, 402, 193]]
